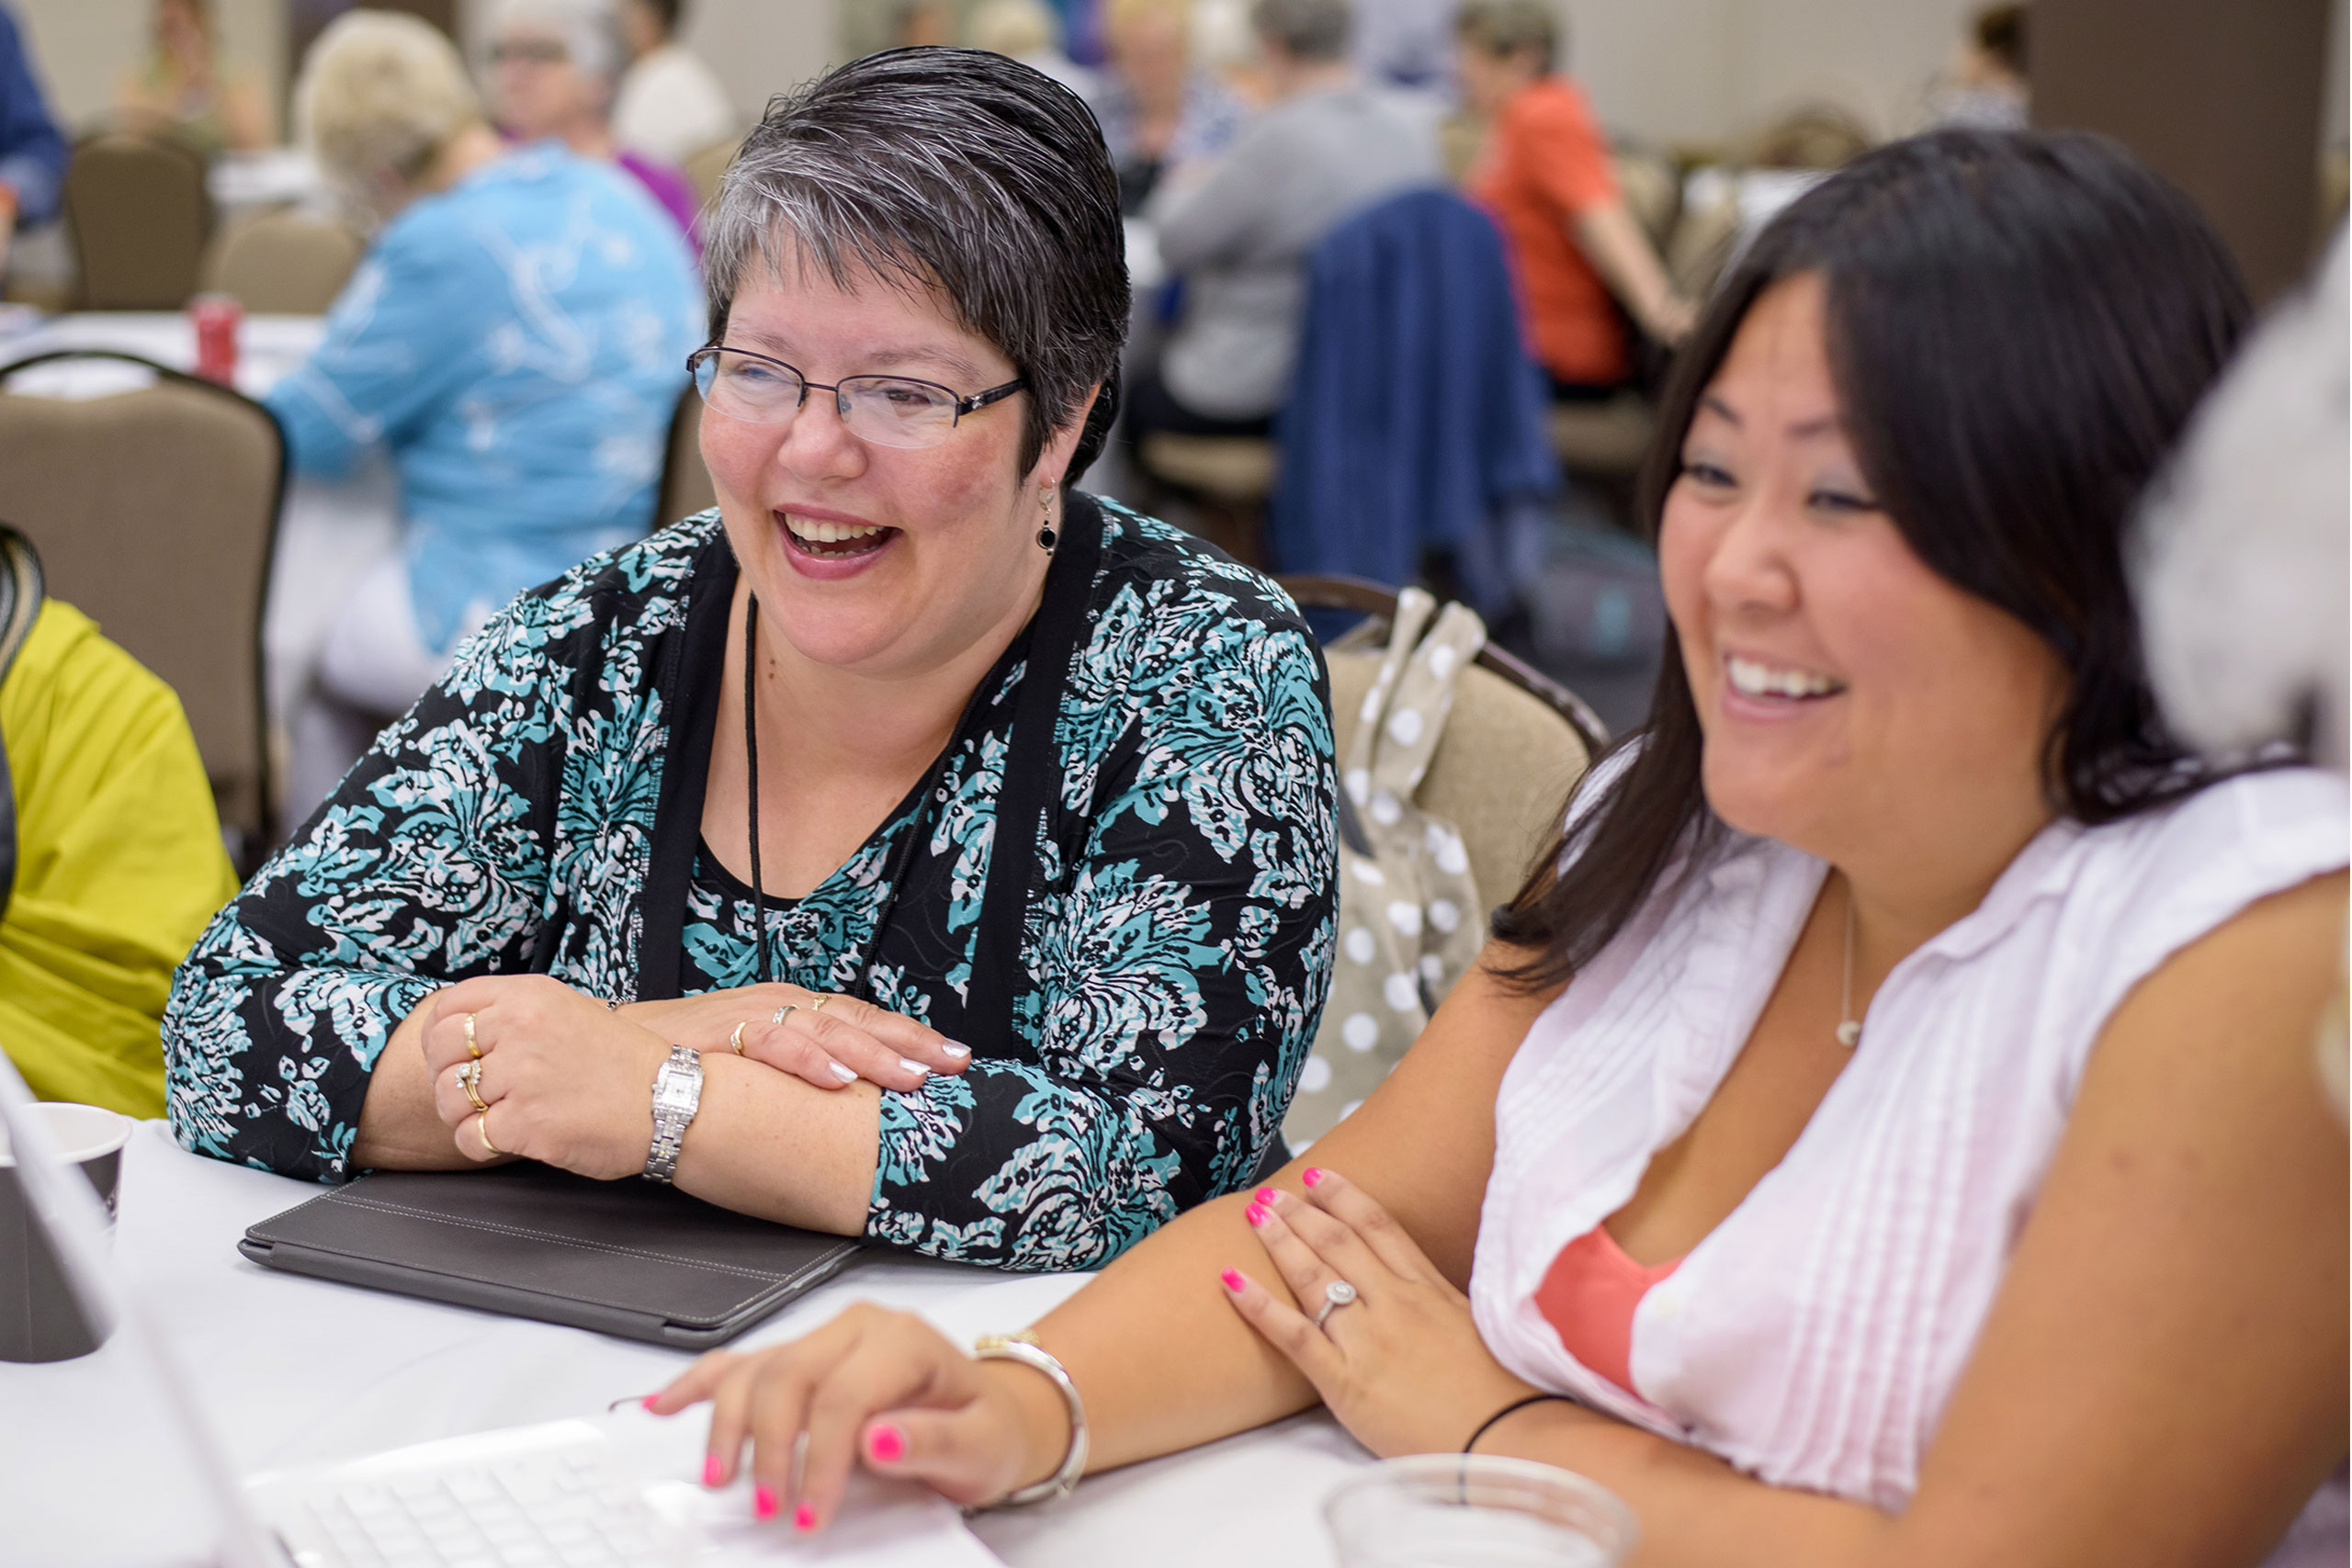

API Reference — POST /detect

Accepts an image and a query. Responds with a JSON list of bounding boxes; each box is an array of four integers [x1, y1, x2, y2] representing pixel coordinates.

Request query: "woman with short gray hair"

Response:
[[166, 49, 1339, 1278]]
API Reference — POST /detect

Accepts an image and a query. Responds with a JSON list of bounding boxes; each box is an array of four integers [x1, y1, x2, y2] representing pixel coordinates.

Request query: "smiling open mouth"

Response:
[[780, 513, 897, 559], [1725, 654, 1848, 701]]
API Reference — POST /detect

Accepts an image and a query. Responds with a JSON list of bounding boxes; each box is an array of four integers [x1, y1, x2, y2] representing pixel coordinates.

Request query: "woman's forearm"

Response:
[[1571, 199, 1692, 343], [353, 1004, 485, 1169], [673, 1052, 880, 1235]]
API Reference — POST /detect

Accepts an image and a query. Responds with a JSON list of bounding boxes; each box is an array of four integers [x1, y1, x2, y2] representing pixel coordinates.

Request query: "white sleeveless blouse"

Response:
[[1470, 768, 2348, 1512]]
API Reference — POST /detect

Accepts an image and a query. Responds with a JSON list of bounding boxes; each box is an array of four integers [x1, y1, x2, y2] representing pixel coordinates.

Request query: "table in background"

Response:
[[0, 1126, 1372, 1568]]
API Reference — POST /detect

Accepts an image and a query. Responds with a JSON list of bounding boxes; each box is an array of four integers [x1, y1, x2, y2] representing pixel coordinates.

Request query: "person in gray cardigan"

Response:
[[1127, 0, 1439, 438]]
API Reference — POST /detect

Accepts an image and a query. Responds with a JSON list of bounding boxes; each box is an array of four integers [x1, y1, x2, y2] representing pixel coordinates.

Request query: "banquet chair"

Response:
[[62, 133, 214, 310], [1281, 572, 1601, 912], [0, 351, 283, 870], [202, 209, 366, 315], [657, 387, 717, 526]]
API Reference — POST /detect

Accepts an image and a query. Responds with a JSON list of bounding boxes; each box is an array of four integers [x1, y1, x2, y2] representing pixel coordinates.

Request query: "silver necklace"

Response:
[[1837, 880, 1862, 1049]]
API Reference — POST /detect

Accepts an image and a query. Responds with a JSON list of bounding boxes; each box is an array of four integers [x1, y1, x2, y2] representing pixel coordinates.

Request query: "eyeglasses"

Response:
[[488, 38, 568, 65], [687, 346, 1027, 450]]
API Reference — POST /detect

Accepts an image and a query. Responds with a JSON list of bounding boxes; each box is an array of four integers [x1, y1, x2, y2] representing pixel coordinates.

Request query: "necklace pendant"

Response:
[[1836, 1020, 1862, 1049]]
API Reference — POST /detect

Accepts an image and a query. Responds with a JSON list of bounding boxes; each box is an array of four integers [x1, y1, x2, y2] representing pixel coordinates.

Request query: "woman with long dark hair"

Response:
[[649, 130, 2347, 1564]]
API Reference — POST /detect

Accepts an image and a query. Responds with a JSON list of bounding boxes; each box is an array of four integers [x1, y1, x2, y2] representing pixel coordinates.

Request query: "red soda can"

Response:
[[191, 294, 242, 385]]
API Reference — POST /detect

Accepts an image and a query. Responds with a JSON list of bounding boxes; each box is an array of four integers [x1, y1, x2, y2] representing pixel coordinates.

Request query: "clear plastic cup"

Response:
[[1323, 1453, 1639, 1568]]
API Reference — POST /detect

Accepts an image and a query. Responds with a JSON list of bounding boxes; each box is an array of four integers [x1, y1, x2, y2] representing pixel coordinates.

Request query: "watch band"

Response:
[[643, 1043, 703, 1183]]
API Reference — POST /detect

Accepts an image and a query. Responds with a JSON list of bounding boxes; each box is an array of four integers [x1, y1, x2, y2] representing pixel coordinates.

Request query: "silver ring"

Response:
[[1313, 1279, 1358, 1330], [772, 1004, 797, 1028]]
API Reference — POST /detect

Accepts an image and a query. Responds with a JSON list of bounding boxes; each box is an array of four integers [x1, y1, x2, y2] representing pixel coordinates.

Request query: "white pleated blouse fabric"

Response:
[[1470, 767, 2349, 1512]]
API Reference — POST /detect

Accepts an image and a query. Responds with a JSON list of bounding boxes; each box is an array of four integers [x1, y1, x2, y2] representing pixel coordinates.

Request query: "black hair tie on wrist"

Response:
[[1464, 1393, 1577, 1454]]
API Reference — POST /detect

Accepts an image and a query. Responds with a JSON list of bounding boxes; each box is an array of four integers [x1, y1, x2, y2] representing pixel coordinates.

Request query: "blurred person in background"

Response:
[[485, 0, 701, 247], [1928, 5, 2029, 132], [0, 1, 66, 284], [1095, 0, 1244, 213], [0, 526, 238, 1122], [269, 9, 697, 811], [969, 0, 1098, 100], [1351, 0, 1453, 89], [114, 0, 274, 158], [1129, 0, 1439, 441], [1455, 0, 1692, 400], [612, 0, 736, 166]]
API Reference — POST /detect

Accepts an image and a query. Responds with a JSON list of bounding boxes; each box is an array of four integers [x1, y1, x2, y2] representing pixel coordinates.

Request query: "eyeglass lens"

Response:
[[693, 350, 965, 449]]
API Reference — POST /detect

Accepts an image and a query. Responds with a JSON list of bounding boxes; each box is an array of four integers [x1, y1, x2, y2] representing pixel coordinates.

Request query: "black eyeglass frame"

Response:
[[686, 345, 1029, 434]]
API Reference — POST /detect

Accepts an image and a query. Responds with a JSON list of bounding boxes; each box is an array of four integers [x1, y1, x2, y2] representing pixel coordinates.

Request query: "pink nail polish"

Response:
[[640, 1393, 662, 1411], [1303, 1167, 1326, 1188], [1253, 1185, 1277, 1205], [703, 1454, 724, 1487], [868, 1423, 905, 1462], [1244, 1202, 1268, 1227], [1220, 1268, 1245, 1292], [794, 1502, 817, 1532], [753, 1484, 777, 1520]]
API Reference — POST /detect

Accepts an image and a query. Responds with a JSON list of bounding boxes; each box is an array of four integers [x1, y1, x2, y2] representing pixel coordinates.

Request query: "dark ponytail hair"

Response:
[[1493, 130, 2252, 989]]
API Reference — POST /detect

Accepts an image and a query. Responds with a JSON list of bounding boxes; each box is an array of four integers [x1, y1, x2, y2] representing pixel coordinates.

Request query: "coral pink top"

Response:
[[1533, 1225, 1684, 1398]]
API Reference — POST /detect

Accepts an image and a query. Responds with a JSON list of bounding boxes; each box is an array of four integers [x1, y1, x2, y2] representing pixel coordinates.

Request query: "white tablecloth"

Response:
[[0, 1126, 1372, 1567]]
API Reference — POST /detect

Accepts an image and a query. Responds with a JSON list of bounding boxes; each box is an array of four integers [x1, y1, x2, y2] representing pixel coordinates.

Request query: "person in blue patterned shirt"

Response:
[[164, 47, 1338, 1273]]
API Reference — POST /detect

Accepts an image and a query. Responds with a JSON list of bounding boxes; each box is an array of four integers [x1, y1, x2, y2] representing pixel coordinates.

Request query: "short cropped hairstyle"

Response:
[[1975, 3, 2027, 75], [1250, 0, 1350, 62], [485, 0, 628, 88], [1494, 130, 2250, 988], [703, 48, 1129, 481], [1454, 0, 1556, 73], [294, 9, 481, 189]]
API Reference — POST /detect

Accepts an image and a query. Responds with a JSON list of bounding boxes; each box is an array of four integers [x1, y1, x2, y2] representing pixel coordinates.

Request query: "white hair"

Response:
[[294, 10, 481, 193], [484, 0, 628, 87], [2134, 228, 2349, 771]]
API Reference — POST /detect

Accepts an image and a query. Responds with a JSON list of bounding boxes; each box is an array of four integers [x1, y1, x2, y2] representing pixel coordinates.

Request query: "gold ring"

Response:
[[729, 1021, 749, 1055], [458, 1060, 489, 1113], [809, 995, 834, 1012], [464, 1012, 481, 1061], [476, 1111, 503, 1157]]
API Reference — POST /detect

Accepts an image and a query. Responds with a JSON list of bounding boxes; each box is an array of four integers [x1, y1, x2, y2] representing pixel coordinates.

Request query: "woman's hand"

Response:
[[416, 975, 673, 1179], [1221, 1168, 1543, 1458], [619, 986, 969, 1095], [644, 1303, 1070, 1531]]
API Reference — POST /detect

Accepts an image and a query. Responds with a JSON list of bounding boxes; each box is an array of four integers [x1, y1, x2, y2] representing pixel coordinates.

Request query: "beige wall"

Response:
[[17, 0, 286, 134], [1557, 0, 1985, 152]]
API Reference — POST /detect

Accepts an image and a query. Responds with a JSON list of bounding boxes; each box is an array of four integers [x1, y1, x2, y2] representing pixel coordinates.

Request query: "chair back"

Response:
[[1271, 188, 1559, 618], [1283, 573, 1600, 906], [657, 388, 717, 525], [64, 134, 214, 310], [0, 353, 282, 865], [202, 209, 365, 314], [681, 135, 741, 214]]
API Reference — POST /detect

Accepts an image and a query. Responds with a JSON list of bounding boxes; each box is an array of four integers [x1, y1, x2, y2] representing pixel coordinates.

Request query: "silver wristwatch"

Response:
[[643, 1044, 703, 1183]]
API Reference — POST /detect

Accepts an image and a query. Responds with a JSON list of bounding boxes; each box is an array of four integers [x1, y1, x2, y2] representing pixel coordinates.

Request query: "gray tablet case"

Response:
[[239, 1164, 863, 1348]]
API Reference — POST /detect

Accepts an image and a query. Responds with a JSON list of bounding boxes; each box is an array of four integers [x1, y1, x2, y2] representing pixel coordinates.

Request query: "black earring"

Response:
[[1035, 484, 1057, 552]]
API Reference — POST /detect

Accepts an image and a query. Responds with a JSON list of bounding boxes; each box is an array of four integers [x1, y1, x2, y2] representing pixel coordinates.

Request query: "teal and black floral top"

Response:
[[162, 499, 1338, 1271]]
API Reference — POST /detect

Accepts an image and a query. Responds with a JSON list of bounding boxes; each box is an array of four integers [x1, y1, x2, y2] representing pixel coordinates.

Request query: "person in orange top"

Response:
[[1455, 0, 1692, 397]]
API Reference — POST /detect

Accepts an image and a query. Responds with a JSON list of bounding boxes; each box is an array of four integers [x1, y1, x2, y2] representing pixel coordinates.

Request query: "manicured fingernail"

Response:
[[899, 1057, 929, 1077], [828, 1060, 857, 1083], [703, 1454, 724, 1487], [1253, 1186, 1277, 1205], [1245, 1203, 1268, 1227], [753, 1484, 777, 1519], [868, 1423, 905, 1462], [1303, 1167, 1326, 1188], [941, 1041, 972, 1059], [1220, 1268, 1245, 1292], [641, 1393, 661, 1411], [794, 1502, 817, 1532]]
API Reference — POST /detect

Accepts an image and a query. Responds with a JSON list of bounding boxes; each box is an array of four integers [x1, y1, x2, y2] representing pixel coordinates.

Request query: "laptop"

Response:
[[0, 1055, 1004, 1568]]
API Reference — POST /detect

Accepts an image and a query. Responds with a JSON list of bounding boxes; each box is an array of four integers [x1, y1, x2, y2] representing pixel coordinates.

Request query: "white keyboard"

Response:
[[256, 1427, 693, 1568]]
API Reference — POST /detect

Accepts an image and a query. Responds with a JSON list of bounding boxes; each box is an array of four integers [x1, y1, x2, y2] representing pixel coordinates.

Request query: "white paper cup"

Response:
[[1324, 1453, 1638, 1568], [0, 1101, 132, 1362]]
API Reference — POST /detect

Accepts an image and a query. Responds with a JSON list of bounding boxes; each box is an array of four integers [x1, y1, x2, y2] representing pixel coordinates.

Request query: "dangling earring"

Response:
[[1035, 482, 1058, 552]]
